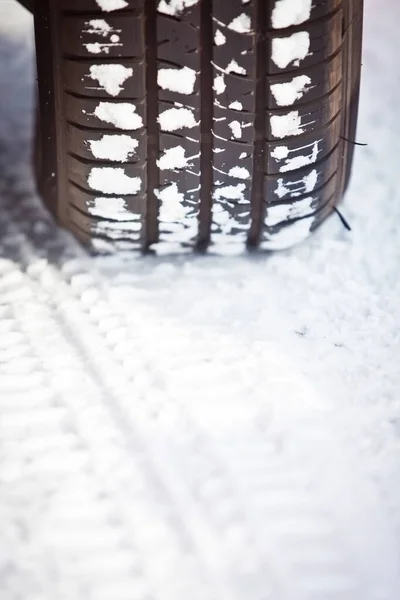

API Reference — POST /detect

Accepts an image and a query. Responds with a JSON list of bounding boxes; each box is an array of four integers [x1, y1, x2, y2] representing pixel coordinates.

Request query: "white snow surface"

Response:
[[1, 2, 400, 599]]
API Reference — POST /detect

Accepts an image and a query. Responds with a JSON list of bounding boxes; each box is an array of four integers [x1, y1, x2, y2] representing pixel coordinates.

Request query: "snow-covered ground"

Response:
[[0, 1, 400, 599]]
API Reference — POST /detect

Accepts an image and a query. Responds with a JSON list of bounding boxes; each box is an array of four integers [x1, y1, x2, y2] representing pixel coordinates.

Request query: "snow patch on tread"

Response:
[[228, 121, 243, 139], [274, 141, 321, 173], [88, 64, 133, 97], [213, 74, 226, 95], [225, 59, 246, 76], [88, 197, 140, 221], [157, 0, 200, 16], [95, 0, 128, 11], [272, 0, 313, 29], [85, 19, 112, 35], [265, 196, 315, 227], [157, 146, 194, 170], [157, 66, 197, 95], [155, 183, 197, 246], [271, 111, 305, 138], [88, 135, 138, 162], [158, 107, 197, 132], [271, 75, 312, 106], [262, 216, 314, 249], [93, 102, 143, 130], [275, 169, 318, 199], [227, 14, 252, 34], [214, 183, 246, 201], [214, 30, 226, 46], [88, 167, 142, 194], [272, 32, 310, 69], [228, 166, 250, 180]]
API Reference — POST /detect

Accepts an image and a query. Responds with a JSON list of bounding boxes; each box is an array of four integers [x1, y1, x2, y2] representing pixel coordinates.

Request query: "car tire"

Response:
[[33, 0, 363, 254]]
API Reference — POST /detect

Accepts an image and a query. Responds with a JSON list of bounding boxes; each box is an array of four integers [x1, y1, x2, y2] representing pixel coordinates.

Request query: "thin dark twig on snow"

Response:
[[340, 135, 368, 147], [334, 207, 352, 232]]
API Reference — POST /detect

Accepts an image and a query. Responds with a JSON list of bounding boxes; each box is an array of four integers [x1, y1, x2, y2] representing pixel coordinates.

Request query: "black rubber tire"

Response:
[[33, 0, 363, 254]]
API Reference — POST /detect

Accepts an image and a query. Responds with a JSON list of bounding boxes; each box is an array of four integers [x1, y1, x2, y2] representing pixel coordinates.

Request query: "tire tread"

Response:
[[34, 0, 363, 253]]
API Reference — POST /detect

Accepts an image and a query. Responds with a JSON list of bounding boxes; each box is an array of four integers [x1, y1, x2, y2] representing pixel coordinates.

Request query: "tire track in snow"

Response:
[[1, 177, 399, 598]]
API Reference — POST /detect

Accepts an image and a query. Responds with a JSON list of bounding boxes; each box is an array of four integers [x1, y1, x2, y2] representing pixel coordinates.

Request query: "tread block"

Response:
[[213, 105, 255, 145], [261, 192, 337, 250], [266, 52, 343, 109], [266, 11, 343, 75], [67, 123, 147, 165], [212, 141, 253, 188], [213, 72, 255, 113], [264, 174, 337, 228], [156, 64, 200, 109], [65, 95, 146, 132], [68, 181, 146, 218], [157, 2, 201, 28], [157, 16, 200, 71], [156, 102, 200, 135], [64, 59, 145, 99], [61, 15, 144, 59], [266, 113, 342, 175], [67, 154, 147, 195], [265, 145, 340, 202], [266, 83, 341, 141], [268, 0, 341, 29]]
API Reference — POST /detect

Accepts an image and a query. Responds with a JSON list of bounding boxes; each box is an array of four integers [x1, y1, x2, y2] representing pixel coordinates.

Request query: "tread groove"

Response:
[[248, 0, 268, 248], [66, 119, 145, 134], [197, 0, 214, 250], [144, 0, 160, 248]]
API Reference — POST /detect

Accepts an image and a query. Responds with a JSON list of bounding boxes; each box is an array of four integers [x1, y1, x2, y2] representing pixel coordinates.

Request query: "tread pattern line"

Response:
[[145, 0, 160, 248], [197, 0, 214, 249], [248, 0, 268, 248]]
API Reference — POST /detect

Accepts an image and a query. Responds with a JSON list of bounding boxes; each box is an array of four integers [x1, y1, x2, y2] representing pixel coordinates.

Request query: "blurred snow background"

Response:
[[0, 1, 400, 599]]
